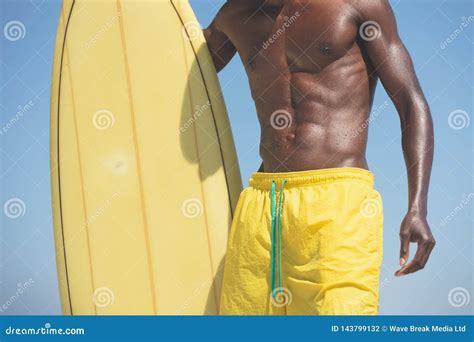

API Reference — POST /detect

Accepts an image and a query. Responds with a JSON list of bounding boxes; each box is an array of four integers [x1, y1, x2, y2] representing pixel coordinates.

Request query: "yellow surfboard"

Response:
[[50, 0, 242, 315]]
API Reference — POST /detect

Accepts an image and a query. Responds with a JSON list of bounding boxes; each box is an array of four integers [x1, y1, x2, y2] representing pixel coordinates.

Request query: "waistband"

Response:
[[249, 167, 374, 190]]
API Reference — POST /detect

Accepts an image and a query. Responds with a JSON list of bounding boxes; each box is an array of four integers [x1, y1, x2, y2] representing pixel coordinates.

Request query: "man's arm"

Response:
[[203, 7, 236, 72], [354, 0, 435, 276]]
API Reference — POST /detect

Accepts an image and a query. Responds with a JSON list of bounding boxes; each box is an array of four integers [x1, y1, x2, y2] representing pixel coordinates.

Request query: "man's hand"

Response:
[[203, 4, 236, 73], [395, 212, 436, 276]]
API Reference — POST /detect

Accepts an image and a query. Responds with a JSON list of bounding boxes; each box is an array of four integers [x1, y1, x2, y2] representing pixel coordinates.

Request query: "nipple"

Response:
[[320, 42, 331, 56]]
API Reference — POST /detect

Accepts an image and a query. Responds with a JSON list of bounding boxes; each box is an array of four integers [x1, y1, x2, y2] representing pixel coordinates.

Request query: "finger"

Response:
[[418, 239, 435, 269], [399, 233, 410, 266], [395, 239, 435, 276], [395, 240, 426, 276]]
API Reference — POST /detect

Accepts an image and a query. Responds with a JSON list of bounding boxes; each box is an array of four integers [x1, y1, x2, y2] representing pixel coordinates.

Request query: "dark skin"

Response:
[[204, 0, 435, 276]]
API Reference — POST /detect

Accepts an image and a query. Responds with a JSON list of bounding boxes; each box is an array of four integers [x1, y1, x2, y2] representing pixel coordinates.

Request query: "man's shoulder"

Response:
[[347, 0, 393, 20], [213, 1, 233, 31]]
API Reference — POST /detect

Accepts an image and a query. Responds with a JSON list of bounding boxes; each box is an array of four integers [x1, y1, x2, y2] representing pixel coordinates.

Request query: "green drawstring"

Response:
[[271, 179, 287, 298]]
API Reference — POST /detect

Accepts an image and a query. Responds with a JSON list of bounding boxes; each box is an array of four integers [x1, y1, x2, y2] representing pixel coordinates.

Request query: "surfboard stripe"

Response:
[[57, 0, 76, 315], [115, 0, 158, 314]]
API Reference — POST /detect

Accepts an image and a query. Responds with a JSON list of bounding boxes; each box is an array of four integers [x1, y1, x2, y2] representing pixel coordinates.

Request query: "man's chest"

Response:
[[222, 2, 359, 73]]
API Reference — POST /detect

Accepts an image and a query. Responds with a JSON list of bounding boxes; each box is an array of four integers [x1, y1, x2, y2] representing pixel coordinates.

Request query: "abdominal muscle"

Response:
[[252, 61, 373, 173]]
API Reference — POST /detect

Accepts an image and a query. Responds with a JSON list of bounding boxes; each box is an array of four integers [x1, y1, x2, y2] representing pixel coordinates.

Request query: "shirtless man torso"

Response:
[[204, 0, 435, 314]]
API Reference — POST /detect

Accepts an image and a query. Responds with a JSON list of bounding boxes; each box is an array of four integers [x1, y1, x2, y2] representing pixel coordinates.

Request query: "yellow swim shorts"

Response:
[[220, 167, 383, 315]]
